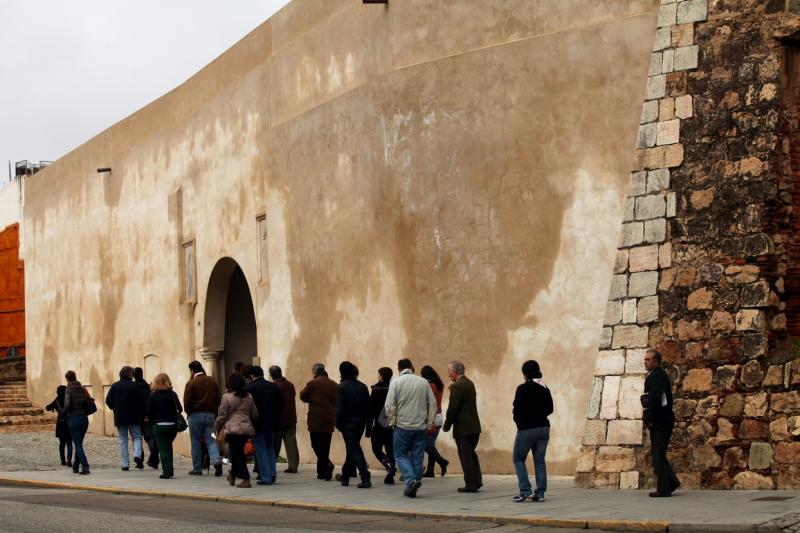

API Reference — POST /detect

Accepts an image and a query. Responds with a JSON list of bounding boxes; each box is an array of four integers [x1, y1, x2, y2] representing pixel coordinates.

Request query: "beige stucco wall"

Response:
[[23, 0, 659, 474], [0, 179, 21, 233]]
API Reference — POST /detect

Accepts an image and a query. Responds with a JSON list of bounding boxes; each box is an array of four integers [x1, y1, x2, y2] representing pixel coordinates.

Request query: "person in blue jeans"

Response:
[[511, 360, 553, 503], [63, 370, 91, 475], [105, 366, 147, 470], [384, 358, 437, 498], [243, 365, 283, 485], [183, 361, 223, 476]]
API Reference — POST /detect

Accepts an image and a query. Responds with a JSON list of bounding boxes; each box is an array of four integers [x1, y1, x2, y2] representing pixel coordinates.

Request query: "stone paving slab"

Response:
[[0, 467, 798, 532]]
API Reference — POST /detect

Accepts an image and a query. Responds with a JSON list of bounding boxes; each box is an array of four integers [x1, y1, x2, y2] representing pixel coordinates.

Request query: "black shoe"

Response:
[[458, 487, 479, 493], [188, 470, 202, 476], [357, 479, 372, 488], [134, 457, 144, 470], [649, 491, 671, 498], [61, 460, 67, 466], [66, 460, 72, 468], [423, 463, 435, 478], [340, 477, 349, 487], [404, 479, 422, 498], [147, 461, 159, 469], [384, 473, 395, 485], [335, 473, 342, 482], [79, 469, 90, 475], [257, 480, 273, 486], [284, 468, 297, 473], [438, 458, 449, 477], [159, 474, 173, 479], [121, 467, 129, 471], [325, 462, 334, 481], [214, 463, 223, 477]]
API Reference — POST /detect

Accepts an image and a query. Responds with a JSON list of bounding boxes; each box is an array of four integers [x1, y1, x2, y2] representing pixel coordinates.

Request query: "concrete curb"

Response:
[[0, 475, 773, 533]]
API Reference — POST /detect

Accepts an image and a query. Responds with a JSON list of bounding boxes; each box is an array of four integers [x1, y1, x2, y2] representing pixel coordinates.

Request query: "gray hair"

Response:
[[312, 363, 326, 376], [449, 360, 465, 375], [645, 348, 662, 363]]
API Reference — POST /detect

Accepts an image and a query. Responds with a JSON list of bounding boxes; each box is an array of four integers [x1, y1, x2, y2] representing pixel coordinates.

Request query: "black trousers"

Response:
[[141, 423, 159, 467], [649, 423, 679, 494], [309, 431, 333, 478], [340, 429, 369, 480], [370, 425, 394, 467], [227, 434, 250, 481], [455, 433, 482, 491]]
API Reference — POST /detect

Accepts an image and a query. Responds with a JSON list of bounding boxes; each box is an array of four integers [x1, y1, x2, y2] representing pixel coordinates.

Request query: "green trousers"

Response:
[[153, 424, 178, 476]]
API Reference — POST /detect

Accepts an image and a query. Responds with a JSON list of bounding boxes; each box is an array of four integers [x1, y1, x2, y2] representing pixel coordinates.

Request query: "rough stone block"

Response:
[[720, 393, 744, 417], [673, 45, 699, 70], [637, 296, 659, 324], [656, 119, 680, 145], [770, 417, 789, 441], [666, 192, 676, 217], [717, 418, 735, 443], [646, 75, 666, 100], [582, 419, 607, 445], [647, 169, 670, 193], [613, 251, 629, 275], [741, 281, 771, 308], [609, 274, 627, 300], [635, 194, 667, 220], [629, 271, 659, 297], [771, 391, 800, 414], [677, 0, 708, 24], [714, 365, 739, 390], [672, 23, 694, 47], [622, 299, 637, 324], [604, 300, 622, 326], [723, 447, 747, 470], [599, 327, 613, 350], [742, 333, 768, 359], [741, 360, 764, 388], [625, 349, 647, 374], [677, 318, 705, 340], [675, 94, 693, 118], [764, 365, 784, 386], [595, 350, 625, 376], [710, 311, 735, 334], [790, 416, 800, 437], [620, 222, 644, 248], [740, 419, 768, 440], [637, 123, 657, 149], [620, 471, 639, 490], [653, 27, 671, 52], [628, 171, 647, 196], [612, 325, 649, 350], [659, 242, 672, 268], [687, 287, 712, 310], [592, 472, 621, 488], [618, 375, 645, 419], [736, 310, 766, 332], [725, 265, 760, 284], [587, 377, 603, 419], [664, 144, 684, 167], [649, 52, 663, 76], [733, 471, 774, 489], [607, 420, 643, 445], [659, 97, 675, 121], [641, 100, 659, 124], [658, 2, 677, 27], [693, 445, 721, 468], [683, 368, 713, 392], [599, 376, 621, 419], [748, 443, 774, 470], [623, 197, 635, 222], [644, 218, 667, 243], [661, 50, 674, 74], [629, 245, 659, 272], [696, 395, 719, 417], [744, 392, 768, 418], [575, 447, 596, 472], [596, 446, 636, 472]]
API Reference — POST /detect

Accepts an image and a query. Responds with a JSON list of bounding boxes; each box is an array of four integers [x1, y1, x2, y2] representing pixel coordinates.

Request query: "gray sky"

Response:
[[0, 0, 289, 187]]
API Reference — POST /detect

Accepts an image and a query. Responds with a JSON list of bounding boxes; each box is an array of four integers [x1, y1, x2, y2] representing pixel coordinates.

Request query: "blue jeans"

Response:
[[188, 412, 221, 472], [67, 415, 89, 470], [253, 431, 276, 484], [393, 427, 427, 488], [116, 424, 143, 468], [513, 426, 549, 497]]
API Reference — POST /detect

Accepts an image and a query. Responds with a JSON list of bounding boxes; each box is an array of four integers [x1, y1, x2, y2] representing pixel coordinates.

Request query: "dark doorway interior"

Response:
[[222, 265, 257, 379]]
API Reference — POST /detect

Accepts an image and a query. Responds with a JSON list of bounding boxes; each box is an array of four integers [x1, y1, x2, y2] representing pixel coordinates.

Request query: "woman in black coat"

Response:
[[45, 385, 74, 467], [145, 373, 183, 479]]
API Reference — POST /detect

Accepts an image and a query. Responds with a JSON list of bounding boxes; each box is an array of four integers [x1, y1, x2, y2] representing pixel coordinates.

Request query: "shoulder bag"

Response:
[[83, 387, 98, 415], [174, 393, 188, 433]]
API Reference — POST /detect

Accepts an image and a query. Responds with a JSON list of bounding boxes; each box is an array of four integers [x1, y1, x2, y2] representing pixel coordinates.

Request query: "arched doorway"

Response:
[[202, 258, 257, 384]]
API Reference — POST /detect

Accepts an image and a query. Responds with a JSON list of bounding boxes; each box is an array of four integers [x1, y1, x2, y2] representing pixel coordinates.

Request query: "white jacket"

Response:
[[384, 369, 437, 431]]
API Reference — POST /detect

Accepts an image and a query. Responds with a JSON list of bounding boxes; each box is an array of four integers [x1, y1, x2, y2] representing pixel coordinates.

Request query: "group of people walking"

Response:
[[47, 356, 564, 502]]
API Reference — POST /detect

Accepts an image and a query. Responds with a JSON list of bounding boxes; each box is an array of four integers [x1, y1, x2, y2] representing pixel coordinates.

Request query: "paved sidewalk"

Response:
[[0, 466, 798, 532]]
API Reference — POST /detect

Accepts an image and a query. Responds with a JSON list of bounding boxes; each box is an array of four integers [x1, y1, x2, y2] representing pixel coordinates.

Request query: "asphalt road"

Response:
[[0, 485, 615, 533]]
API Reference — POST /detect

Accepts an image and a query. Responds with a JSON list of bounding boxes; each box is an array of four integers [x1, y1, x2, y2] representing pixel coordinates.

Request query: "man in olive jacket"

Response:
[[643, 348, 679, 497], [442, 360, 482, 493]]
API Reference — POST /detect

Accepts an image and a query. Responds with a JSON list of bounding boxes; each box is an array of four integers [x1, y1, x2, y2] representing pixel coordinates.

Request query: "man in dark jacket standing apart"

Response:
[[335, 361, 371, 488], [244, 365, 283, 485], [184, 360, 223, 476], [105, 366, 147, 471], [511, 360, 553, 503], [442, 360, 482, 493], [269, 365, 299, 474], [299, 363, 337, 481], [643, 348, 679, 497]]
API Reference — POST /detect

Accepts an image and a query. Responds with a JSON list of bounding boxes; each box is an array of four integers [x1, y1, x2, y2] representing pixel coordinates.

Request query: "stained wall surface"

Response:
[[23, 0, 659, 473]]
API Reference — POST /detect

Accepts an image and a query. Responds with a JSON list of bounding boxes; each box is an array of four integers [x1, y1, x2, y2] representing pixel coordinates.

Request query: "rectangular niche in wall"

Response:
[[182, 240, 197, 303], [257, 214, 269, 285]]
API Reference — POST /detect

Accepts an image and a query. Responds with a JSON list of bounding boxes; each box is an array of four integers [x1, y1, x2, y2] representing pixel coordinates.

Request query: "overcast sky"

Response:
[[0, 0, 289, 187]]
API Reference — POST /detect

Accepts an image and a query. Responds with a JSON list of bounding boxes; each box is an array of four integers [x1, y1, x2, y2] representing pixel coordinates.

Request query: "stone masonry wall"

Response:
[[578, 0, 800, 490]]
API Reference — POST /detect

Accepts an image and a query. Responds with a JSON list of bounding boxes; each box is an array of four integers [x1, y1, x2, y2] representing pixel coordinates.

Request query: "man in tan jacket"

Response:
[[299, 363, 337, 481]]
